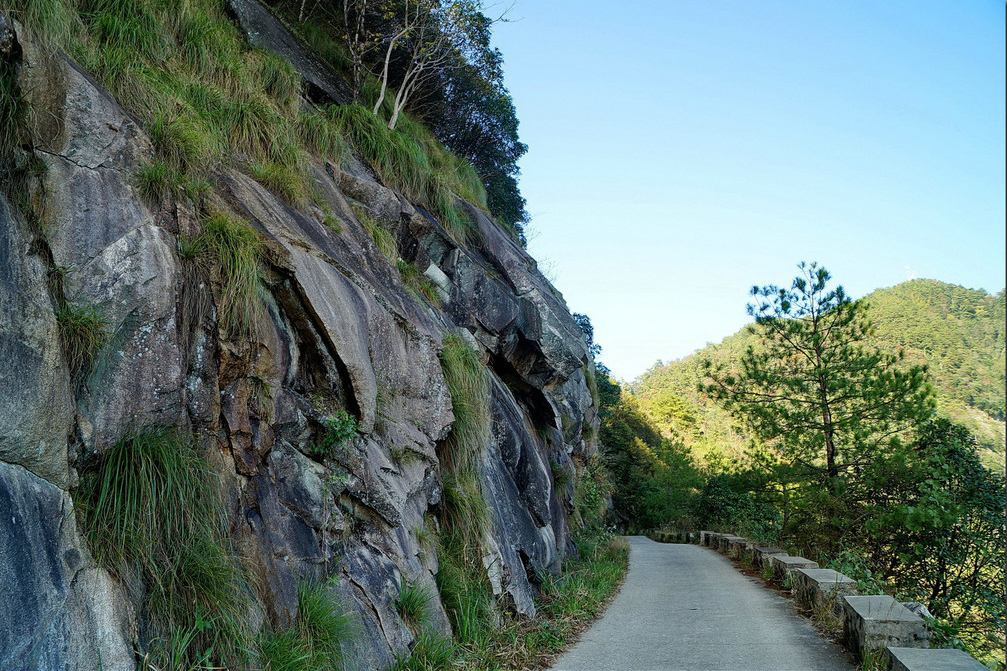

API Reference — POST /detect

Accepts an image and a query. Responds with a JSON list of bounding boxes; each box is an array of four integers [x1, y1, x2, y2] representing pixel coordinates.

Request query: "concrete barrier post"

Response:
[[886, 647, 989, 671], [793, 568, 857, 615], [719, 535, 743, 553], [755, 547, 787, 572], [841, 596, 930, 659], [771, 555, 819, 584]]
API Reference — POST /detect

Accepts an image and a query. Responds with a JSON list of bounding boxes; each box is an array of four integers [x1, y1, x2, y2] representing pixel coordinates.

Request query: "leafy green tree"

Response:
[[858, 420, 1005, 663], [702, 262, 935, 494]]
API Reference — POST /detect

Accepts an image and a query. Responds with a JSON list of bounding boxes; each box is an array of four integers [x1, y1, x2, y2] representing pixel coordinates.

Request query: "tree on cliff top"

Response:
[[701, 262, 935, 493]]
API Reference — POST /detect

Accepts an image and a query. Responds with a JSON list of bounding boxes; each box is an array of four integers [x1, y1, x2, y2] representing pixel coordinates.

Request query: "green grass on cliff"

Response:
[[429, 333, 496, 665], [76, 429, 251, 669], [419, 336, 630, 670], [329, 104, 483, 241], [258, 580, 356, 671], [0, 57, 25, 157], [438, 334, 491, 479], [55, 301, 108, 384], [7, 0, 490, 243], [399, 529, 629, 671], [195, 210, 266, 337]]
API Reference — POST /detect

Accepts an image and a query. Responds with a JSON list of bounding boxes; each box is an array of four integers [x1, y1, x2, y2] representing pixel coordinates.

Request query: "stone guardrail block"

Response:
[[719, 535, 744, 553], [841, 596, 930, 658], [752, 546, 787, 569], [727, 537, 748, 558], [705, 532, 723, 547], [887, 647, 989, 671], [793, 568, 857, 615], [772, 555, 819, 583]]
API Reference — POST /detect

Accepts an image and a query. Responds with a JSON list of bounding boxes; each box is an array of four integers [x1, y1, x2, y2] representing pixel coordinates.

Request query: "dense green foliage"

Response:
[[869, 280, 1005, 419], [853, 420, 1005, 660], [596, 365, 703, 531], [314, 409, 359, 456]]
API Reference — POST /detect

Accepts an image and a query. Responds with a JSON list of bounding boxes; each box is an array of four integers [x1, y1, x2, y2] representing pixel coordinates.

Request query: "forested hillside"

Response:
[[633, 279, 1006, 471]]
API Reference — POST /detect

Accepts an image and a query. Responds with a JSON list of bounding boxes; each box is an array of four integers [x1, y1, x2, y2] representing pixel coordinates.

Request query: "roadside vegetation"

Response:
[[589, 266, 1005, 668]]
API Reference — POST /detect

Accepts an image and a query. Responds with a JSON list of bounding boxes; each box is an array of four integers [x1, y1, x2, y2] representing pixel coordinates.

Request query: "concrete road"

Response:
[[550, 536, 853, 671]]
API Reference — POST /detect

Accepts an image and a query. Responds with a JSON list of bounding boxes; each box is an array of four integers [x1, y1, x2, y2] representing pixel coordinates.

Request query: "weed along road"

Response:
[[550, 537, 853, 671]]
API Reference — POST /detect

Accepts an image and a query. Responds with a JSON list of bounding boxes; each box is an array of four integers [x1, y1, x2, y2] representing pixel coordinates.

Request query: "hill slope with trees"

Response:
[[633, 279, 1006, 471]]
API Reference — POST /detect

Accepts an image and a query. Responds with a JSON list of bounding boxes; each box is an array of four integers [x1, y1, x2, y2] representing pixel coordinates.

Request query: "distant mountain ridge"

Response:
[[632, 279, 1006, 471]]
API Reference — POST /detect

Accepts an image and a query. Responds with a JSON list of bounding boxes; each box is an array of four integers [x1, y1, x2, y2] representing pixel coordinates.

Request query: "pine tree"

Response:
[[701, 262, 935, 494]]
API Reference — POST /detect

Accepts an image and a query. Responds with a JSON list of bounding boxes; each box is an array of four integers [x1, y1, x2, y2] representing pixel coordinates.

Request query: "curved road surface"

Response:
[[551, 537, 853, 671]]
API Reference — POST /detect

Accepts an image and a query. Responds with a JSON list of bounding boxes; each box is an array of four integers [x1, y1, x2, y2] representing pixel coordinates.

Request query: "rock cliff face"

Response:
[[0, 6, 597, 670]]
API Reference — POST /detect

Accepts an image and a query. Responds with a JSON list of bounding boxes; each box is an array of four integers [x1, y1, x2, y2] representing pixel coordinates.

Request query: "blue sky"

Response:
[[491, 1, 1006, 381]]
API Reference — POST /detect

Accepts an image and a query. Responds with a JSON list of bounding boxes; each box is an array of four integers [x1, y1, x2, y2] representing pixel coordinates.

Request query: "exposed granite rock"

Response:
[[0, 194, 74, 487], [1, 9, 600, 669], [0, 462, 134, 671], [18, 36, 186, 455]]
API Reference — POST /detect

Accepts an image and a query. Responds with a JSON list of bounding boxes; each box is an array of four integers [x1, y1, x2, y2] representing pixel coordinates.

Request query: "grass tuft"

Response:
[[397, 259, 441, 306], [134, 160, 182, 203], [4, 0, 84, 50], [392, 631, 455, 671], [354, 206, 398, 262], [246, 158, 311, 208], [248, 49, 300, 113], [198, 210, 264, 337], [438, 334, 490, 477], [148, 109, 219, 175], [76, 429, 250, 669], [329, 104, 483, 242], [258, 580, 356, 671], [1, 59, 26, 158], [295, 110, 349, 165], [55, 302, 108, 383], [395, 581, 433, 633]]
